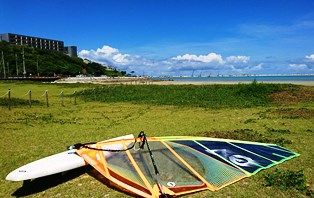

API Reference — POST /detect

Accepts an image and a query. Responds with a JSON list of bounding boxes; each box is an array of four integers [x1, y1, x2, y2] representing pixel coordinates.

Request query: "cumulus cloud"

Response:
[[79, 45, 257, 75], [248, 63, 263, 71], [79, 44, 312, 75], [226, 56, 250, 63], [113, 54, 131, 64], [305, 54, 314, 62], [79, 45, 266, 75], [289, 63, 308, 70], [171, 53, 224, 64], [78, 45, 132, 65], [96, 45, 119, 55]]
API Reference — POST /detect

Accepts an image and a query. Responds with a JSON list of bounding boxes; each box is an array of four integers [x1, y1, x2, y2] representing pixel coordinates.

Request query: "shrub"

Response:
[[80, 83, 298, 109], [263, 169, 313, 196], [0, 97, 40, 107]]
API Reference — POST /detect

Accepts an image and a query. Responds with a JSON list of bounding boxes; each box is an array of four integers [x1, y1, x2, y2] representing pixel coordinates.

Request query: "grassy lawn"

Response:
[[1, 81, 313, 197]]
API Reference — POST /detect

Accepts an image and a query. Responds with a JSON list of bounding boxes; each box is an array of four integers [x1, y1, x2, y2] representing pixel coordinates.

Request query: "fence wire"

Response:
[[1, 88, 102, 110], [0, 91, 8, 98]]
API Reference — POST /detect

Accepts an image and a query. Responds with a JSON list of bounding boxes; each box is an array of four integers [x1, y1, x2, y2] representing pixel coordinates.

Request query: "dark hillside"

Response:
[[0, 41, 124, 77]]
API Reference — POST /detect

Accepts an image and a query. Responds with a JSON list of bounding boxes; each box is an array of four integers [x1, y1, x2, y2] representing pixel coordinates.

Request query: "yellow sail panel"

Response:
[[75, 135, 298, 197], [77, 149, 109, 177], [77, 146, 153, 197]]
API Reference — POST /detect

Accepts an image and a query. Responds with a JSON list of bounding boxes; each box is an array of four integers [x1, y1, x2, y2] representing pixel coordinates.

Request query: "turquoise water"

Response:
[[152, 75, 314, 82]]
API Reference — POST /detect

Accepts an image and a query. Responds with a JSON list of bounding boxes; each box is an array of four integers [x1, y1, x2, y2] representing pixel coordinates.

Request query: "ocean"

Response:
[[152, 75, 314, 83]]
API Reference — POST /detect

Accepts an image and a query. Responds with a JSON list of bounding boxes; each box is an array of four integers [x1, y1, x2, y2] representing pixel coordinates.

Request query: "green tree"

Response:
[[0, 41, 126, 77]]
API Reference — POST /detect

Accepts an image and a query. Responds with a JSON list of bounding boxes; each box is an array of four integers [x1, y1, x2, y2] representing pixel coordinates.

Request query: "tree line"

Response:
[[0, 41, 126, 77]]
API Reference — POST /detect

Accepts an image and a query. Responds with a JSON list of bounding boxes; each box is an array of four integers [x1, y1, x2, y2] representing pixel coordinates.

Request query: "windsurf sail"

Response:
[[75, 132, 299, 197]]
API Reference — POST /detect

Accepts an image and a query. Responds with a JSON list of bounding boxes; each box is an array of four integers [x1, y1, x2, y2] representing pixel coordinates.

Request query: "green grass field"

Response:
[[1, 81, 313, 197]]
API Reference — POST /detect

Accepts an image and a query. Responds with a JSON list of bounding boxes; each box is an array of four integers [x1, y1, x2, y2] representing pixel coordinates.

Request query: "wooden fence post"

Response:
[[83, 89, 86, 103], [45, 90, 49, 107], [74, 91, 77, 105], [61, 91, 64, 106], [94, 88, 96, 101], [29, 90, 32, 108], [8, 89, 11, 110]]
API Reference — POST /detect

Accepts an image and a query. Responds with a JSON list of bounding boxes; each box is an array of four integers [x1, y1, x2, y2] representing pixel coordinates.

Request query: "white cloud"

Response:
[[251, 63, 263, 71], [96, 45, 119, 55], [79, 44, 313, 75], [171, 53, 224, 64], [79, 45, 256, 75], [78, 45, 132, 66], [289, 63, 308, 70], [305, 54, 314, 61], [78, 49, 90, 56], [226, 56, 250, 63], [113, 54, 131, 64], [227, 63, 263, 74]]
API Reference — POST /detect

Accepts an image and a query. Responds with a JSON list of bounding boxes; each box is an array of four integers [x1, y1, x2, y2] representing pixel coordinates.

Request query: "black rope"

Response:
[[68, 131, 167, 197], [138, 131, 167, 198]]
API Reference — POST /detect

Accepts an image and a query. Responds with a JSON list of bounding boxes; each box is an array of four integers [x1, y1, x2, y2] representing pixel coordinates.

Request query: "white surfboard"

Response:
[[6, 134, 134, 182]]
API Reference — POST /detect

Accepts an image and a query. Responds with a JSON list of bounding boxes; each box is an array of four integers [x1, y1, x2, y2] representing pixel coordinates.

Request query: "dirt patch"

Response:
[[271, 108, 314, 119], [270, 86, 314, 104], [198, 129, 292, 146]]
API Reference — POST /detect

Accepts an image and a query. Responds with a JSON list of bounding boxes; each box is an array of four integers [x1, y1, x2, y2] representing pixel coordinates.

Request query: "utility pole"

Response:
[[16, 54, 19, 76], [22, 47, 26, 77], [1, 51, 5, 78], [7, 62, 9, 77], [37, 55, 39, 76]]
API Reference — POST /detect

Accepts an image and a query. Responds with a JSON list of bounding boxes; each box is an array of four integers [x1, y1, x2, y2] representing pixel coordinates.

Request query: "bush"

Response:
[[0, 97, 40, 107], [263, 169, 313, 195], [80, 83, 299, 109]]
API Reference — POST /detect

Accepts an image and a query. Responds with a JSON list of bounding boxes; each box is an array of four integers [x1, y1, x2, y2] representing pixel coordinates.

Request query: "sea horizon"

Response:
[[152, 74, 314, 82]]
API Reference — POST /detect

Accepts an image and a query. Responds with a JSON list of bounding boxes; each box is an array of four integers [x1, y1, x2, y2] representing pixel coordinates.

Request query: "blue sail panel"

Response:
[[171, 140, 236, 167], [231, 142, 298, 162], [197, 141, 274, 174]]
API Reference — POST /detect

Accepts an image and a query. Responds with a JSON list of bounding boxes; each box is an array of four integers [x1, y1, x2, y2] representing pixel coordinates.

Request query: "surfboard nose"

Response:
[[6, 134, 135, 182], [6, 169, 26, 181]]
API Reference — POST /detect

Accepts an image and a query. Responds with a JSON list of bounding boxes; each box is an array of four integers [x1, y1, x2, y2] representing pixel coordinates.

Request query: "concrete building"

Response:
[[64, 46, 78, 57], [0, 33, 77, 57]]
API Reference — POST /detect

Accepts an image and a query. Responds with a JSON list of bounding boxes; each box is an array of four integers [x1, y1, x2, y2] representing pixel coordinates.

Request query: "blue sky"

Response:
[[1, 0, 314, 76]]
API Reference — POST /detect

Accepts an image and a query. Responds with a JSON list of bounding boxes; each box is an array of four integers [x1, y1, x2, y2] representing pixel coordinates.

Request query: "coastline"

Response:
[[55, 77, 314, 86], [151, 80, 314, 86], [55, 76, 151, 85]]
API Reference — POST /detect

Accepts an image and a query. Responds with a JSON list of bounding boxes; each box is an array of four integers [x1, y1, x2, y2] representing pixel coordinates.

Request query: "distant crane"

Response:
[[198, 72, 202, 77]]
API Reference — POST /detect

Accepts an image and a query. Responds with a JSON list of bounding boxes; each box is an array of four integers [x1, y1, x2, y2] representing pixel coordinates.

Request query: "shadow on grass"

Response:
[[11, 166, 91, 197], [11, 166, 136, 197], [87, 168, 137, 197]]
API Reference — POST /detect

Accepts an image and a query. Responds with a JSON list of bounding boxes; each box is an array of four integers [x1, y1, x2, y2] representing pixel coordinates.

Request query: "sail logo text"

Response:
[[206, 149, 256, 167]]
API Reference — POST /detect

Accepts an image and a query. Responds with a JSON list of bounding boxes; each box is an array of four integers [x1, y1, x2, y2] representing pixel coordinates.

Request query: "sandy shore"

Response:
[[55, 76, 151, 84], [151, 80, 314, 86], [55, 77, 314, 86]]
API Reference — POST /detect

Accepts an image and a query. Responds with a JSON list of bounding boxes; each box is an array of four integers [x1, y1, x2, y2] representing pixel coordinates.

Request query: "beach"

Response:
[[151, 80, 314, 86], [55, 76, 151, 85], [55, 76, 314, 86]]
